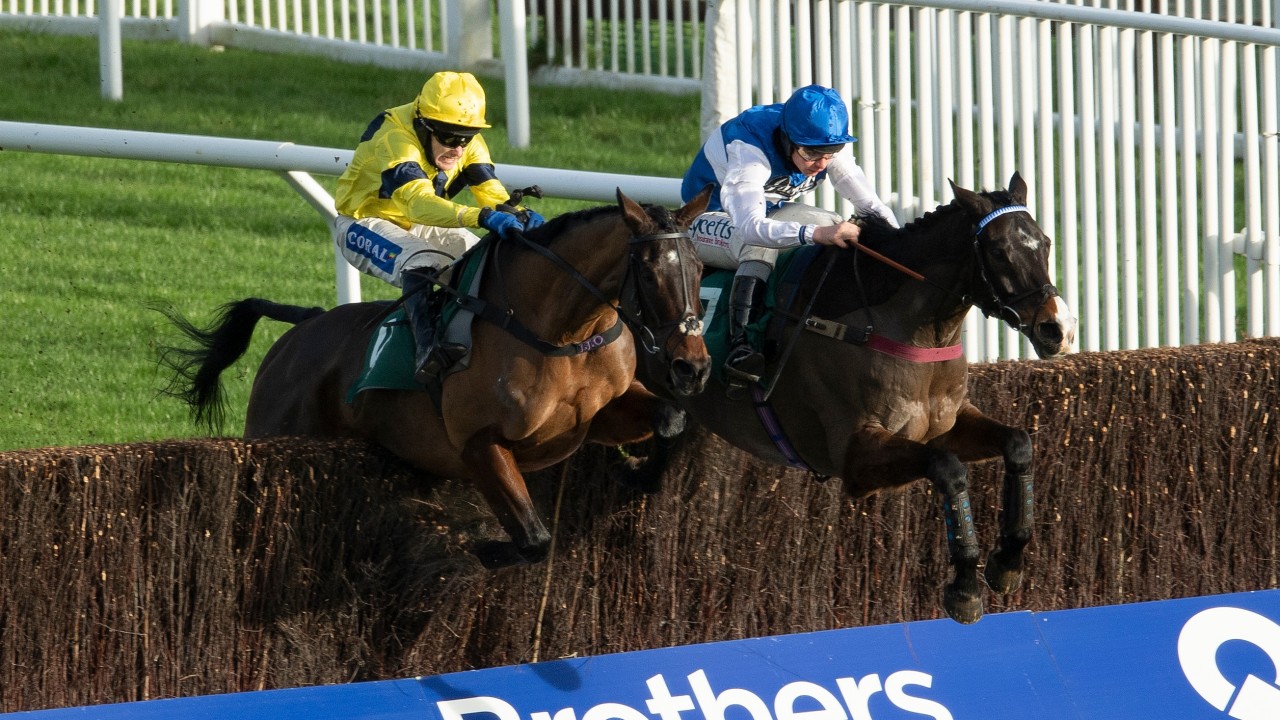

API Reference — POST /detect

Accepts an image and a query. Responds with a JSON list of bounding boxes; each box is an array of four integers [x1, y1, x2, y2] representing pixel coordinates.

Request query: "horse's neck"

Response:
[[829, 210, 975, 344], [503, 219, 630, 341]]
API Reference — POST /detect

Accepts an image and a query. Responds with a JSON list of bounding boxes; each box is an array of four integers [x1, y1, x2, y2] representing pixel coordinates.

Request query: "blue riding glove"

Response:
[[521, 209, 546, 231], [478, 207, 524, 238]]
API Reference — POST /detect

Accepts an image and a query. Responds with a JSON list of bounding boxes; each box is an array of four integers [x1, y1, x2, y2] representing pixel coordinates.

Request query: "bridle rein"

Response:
[[469, 224, 702, 359]]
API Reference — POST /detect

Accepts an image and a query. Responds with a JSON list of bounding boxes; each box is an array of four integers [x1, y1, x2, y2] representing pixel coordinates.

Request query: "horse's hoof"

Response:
[[983, 549, 1024, 595], [473, 540, 530, 569], [943, 586, 984, 624]]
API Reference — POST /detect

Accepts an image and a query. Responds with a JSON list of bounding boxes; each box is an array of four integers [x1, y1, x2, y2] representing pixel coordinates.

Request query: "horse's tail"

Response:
[[155, 299, 326, 433]]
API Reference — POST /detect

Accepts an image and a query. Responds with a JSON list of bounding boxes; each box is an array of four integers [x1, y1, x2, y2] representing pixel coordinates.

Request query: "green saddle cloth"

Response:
[[346, 309, 420, 401], [346, 243, 490, 402], [700, 245, 814, 373]]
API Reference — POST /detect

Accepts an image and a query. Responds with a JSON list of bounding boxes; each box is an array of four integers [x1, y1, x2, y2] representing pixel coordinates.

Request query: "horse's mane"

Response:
[[518, 202, 675, 248], [809, 187, 1014, 316]]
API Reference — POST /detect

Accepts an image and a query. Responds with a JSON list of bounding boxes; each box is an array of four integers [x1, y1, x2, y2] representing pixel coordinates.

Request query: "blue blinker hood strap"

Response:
[[976, 205, 1030, 234]]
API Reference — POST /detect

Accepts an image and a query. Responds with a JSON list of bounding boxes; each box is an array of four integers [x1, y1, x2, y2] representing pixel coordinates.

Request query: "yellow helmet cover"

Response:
[[416, 71, 491, 129]]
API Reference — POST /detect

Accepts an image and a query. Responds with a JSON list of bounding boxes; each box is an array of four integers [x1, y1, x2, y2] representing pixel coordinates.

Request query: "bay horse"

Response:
[[600, 173, 1077, 624], [161, 189, 712, 568]]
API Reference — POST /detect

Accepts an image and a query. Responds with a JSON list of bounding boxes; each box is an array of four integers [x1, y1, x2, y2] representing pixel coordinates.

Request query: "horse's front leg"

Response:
[[461, 429, 552, 568], [931, 402, 1034, 595], [842, 428, 982, 624], [587, 382, 687, 494]]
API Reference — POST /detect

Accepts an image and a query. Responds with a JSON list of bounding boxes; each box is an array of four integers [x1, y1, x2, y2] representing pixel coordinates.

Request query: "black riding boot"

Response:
[[402, 268, 465, 384], [724, 274, 767, 391]]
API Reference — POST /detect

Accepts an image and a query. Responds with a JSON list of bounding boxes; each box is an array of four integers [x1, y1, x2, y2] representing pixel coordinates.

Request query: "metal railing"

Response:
[[703, 0, 1279, 358]]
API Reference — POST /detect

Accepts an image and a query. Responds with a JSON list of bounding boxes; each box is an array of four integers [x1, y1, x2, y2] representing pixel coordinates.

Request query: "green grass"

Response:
[[0, 30, 700, 450]]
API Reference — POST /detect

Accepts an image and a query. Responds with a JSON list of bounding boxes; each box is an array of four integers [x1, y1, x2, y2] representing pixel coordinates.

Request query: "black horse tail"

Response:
[[156, 299, 326, 433]]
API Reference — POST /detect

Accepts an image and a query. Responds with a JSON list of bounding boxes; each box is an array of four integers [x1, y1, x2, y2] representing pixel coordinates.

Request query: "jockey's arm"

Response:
[[392, 177, 484, 228], [826, 152, 899, 228], [721, 142, 818, 248]]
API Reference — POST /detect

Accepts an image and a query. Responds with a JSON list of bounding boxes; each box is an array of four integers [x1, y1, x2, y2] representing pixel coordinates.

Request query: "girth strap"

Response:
[[749, 383, 815, 472], [802, 316, 963, 363], [452, 292, 625, 357]]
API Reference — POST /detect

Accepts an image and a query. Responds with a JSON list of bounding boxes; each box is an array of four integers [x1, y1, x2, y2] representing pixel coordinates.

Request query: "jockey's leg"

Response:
[[402, 225, 477, 383], [723, 261, 770, 388], [688, 211, 782, 394], [332, 216, 477, 383], [399, 266, 460, 384]]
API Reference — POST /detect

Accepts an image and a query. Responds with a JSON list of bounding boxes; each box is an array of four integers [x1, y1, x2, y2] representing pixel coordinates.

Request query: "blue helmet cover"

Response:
[[781, 85, 857, 146]]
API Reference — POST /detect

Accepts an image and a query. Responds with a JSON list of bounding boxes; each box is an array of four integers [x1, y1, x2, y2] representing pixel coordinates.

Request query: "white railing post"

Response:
[[499, 0, 530, 149], [99, 0, 123, 101], [448, 0, 493, 66], [180, 0, 226, 45], [279, 171, 363, 305]]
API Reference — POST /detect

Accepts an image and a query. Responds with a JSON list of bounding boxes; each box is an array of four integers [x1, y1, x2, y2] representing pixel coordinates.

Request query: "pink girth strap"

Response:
[[866, 334, 964, 363]]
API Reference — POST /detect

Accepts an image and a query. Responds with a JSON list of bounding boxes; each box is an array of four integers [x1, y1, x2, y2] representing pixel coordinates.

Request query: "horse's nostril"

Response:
[[670, 358, 694, 381], [1037, 322, 1063, 345], [669, 358, 709, 395]]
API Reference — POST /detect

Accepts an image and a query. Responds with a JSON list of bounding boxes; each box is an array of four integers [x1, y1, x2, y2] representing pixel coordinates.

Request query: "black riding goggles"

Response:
[[415, 118, 478, 148]]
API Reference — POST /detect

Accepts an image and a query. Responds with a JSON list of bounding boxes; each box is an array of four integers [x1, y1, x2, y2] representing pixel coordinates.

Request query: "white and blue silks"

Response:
[[681, 103, 897, 274]]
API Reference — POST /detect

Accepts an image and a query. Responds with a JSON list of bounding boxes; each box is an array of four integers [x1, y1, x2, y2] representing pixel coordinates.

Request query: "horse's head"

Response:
[[950, 172, 1077, 358], [617, 187, 713, 397]]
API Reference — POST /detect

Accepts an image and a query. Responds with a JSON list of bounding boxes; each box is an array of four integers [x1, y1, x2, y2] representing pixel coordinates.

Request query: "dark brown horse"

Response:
[[598, 173, 1077, 623], [161, 189, 712, 568]]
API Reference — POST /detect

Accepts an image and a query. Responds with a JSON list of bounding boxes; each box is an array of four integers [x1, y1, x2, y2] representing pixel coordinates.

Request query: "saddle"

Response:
[[347, 242, 491, 401], [699, 246, 820, 383]]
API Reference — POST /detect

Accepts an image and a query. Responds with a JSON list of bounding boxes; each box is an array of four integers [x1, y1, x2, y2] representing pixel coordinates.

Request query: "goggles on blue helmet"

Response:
[[795, 144, 846, 162]]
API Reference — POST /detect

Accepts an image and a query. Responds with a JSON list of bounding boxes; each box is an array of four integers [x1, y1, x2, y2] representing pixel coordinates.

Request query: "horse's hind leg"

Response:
[[461, 430, 552, 568], [934, 403, 1034, 595]]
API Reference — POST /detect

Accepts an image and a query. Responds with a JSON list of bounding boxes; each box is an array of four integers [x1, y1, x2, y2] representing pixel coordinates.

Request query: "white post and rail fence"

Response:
[[2, 0, 1279, 360]]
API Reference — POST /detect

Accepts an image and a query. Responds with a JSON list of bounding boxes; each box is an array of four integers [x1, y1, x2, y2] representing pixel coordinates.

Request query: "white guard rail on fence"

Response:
[[6, 0, 1280, 360], [0, 121, 681, 306]]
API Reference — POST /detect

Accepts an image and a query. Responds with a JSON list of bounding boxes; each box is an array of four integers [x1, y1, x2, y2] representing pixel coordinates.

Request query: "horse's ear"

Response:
[[616, 188, 651, 230], [674, 184, 714, 229], [949, 178, 990, 216], [1008, 171, 1028, 204]]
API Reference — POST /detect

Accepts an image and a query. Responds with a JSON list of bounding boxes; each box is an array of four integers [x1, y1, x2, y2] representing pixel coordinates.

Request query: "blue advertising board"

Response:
[[7, 589, 1279, 720]]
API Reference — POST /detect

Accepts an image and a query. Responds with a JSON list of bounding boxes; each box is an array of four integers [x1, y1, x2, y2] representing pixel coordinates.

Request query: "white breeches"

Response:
[[332, 215, 480, 287], [687, 203, 843, 278]]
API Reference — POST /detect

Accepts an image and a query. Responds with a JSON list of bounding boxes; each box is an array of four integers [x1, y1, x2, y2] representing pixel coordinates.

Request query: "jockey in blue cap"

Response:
[[682, 84, 898, 393]]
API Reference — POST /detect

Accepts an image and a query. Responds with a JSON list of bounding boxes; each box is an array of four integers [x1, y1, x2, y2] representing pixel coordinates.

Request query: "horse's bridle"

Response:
[[494, 226, 702, 358], [967, 204, 1058, 334], [621, 230, 704, 355]]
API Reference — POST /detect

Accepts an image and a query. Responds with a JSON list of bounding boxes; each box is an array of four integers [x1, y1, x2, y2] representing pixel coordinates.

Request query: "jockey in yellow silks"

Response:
[[332, 71, 542, 383]]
